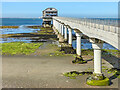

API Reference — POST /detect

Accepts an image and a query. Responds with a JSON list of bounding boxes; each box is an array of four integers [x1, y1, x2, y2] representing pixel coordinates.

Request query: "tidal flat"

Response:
[[1, 25, 120, 57], [1, 25, 120, 88]]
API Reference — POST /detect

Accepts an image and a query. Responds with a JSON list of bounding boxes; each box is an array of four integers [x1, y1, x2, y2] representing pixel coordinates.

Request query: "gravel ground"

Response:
[[2, 55, 118, 88]]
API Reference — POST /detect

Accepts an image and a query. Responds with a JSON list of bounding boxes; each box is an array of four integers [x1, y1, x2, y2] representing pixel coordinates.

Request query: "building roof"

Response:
[[43, 8, 57, 12]]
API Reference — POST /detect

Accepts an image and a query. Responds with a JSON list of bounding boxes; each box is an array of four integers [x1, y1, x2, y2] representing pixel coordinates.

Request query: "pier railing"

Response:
[[55, 17, 119, 34]]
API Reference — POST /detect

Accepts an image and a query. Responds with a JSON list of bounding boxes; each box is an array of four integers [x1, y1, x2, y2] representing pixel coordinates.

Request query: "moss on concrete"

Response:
[[86, 77, 110, 86]]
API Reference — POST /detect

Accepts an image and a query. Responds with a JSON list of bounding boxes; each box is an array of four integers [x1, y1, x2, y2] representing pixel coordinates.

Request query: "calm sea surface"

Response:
[[1, 18, 43, 26], [0, 18, 117, 49]]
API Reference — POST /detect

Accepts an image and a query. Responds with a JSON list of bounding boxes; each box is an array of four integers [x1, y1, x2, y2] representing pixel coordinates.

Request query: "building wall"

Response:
[[43, 8, 58, 17]]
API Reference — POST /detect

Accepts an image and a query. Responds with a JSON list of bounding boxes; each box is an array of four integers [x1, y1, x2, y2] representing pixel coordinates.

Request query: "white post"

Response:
[[68, 27, 72, 45], [92, 43, 103, 74], [61, 24, 64, 36], [64, 26, 67, 40], [76, 32, 83, 56]]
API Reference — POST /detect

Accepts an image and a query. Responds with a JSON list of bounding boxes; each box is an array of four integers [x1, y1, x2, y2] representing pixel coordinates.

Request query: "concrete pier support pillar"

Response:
[[92, 43, 103, 74], [64, 26, 67, 41], [90, 38, 103, 75], [58, 22, 60, 33], [59, 23, 62, 34], [61, 24, 64, 36], [72, 31, 86, 64], [56, 21, 59, 31], [86, 39, 109, 86], [68, 27, 72, 46], [76, 32, 83, 56]]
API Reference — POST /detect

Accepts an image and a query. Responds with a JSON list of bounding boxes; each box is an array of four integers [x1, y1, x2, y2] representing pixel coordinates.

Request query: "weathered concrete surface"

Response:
[[2, 55, 118, 88], [53, 17, 119, 50]]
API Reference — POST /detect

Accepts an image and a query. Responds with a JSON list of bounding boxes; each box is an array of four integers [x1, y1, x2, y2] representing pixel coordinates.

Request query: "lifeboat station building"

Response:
[[42, 8, 58, 27]]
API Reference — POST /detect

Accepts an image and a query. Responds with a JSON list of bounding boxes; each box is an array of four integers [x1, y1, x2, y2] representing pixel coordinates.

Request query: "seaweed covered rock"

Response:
[[72, 56, 87, 64]]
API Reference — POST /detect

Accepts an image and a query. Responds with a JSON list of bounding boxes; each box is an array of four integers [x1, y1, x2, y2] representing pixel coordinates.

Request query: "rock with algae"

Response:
[[72, 55, 87, 64]]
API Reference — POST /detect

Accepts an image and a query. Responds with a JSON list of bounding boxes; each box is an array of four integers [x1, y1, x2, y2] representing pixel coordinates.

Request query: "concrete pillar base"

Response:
[[91, 73, 105, 80], [86, 74, 110, 86], [72, 55, 87, 64]]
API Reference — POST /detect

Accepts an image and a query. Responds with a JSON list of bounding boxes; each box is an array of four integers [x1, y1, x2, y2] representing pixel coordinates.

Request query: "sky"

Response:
[[1, 0, 120, 2], [2, 2, 118, 18]]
